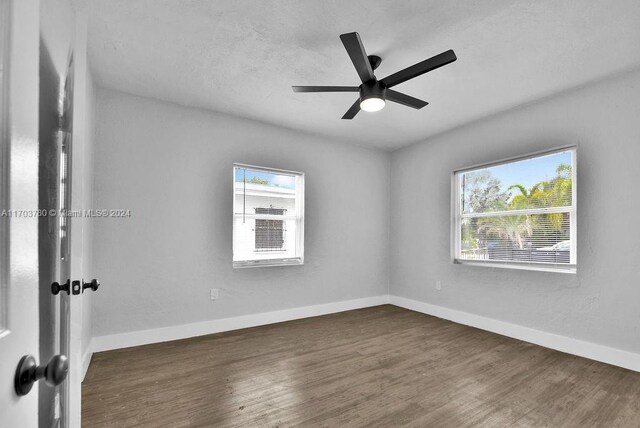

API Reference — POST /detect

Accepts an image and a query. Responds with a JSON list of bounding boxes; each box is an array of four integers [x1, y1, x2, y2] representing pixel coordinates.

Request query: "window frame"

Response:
[[232, 163, 305, 268], [451, 146, 577, 274]]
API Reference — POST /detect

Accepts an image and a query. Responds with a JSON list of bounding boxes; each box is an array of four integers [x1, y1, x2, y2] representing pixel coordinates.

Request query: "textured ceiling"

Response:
[[74, 0, 640, 151]]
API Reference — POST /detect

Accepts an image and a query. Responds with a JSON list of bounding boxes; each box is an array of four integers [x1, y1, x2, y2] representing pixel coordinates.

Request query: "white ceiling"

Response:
[[75, 0, 640, 151]]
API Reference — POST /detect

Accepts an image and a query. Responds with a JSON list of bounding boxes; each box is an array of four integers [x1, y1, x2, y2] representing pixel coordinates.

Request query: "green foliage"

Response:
[[461, 170, 510, 249], [463, 170, 510, 213], [469, 163, 572, 250], [506, 163, 572, 211], [240, 177, 270, 185]]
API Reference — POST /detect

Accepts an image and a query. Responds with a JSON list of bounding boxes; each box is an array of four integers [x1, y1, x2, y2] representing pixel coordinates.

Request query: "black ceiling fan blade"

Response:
[[339, 32, 375, 83], [341, 99, 361, 120], [386, 90, 428, 109], [381, 49, 457, 88], [292, 86, 359, 93]]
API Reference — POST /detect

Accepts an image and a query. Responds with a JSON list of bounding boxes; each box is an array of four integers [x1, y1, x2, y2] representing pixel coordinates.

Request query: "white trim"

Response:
[[233, 213, 298, 221], [454, 259, 576, 274], [390, 295, 640, 373], [92, 295, 390, 352], [453, 145, 577, 174], [233, 162, 303, 177], [81, 339, 94, 382], [570, 149, 578, 264], [233, 257, 303, 268], [460, 205, 572, 218], [451, 171, 461, 262], [87, 295, 640, 373]]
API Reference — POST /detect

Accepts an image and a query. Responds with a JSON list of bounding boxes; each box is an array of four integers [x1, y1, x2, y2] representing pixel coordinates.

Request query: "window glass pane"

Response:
[[234, 168, 296, 191], [234, 167, 298, 217], [461, 150, 573, 214], [460, 213, 571, 263]]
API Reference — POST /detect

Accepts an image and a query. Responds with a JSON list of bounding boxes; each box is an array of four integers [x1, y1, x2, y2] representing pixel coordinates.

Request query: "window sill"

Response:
[[233, 257, 303, 269], [454, 259, 576, 274]]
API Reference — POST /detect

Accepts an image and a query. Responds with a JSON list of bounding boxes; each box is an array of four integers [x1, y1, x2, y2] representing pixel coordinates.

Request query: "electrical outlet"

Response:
[[210, 288, 219, 300], [435, 280, 442, 291]]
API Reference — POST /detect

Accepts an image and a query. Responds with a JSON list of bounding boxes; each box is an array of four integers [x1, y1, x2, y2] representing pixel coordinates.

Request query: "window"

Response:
[[453, 148, 576, 273], [233, 164, 304, 268]]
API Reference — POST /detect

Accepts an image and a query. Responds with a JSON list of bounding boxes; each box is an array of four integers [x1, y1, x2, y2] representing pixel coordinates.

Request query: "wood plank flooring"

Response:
[[82, 305, 640, 427]]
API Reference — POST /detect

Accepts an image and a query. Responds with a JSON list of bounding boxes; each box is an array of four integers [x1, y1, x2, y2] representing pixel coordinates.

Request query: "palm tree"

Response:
[[468, 163, 572, 254], [507, 183, 544, 209], [477, 214, 534, 250], [504, 163, 572, 246]]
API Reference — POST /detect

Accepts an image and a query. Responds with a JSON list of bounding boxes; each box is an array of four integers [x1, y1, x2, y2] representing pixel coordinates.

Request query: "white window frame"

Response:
[[232, 163, 305, 268], [452, 146, 577, 274]]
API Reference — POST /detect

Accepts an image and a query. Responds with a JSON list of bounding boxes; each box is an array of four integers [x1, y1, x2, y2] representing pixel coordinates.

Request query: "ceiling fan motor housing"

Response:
[[360, 80, 386, 103]]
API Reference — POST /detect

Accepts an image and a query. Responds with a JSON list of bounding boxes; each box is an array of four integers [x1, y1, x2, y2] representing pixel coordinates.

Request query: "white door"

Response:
[[38, 35, 75, 428], [39, 3, 93, 426], [0, 0, 50, 426]]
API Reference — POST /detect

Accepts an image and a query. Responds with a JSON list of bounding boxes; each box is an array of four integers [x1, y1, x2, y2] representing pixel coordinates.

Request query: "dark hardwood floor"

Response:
[[82, 305, 640, 427]]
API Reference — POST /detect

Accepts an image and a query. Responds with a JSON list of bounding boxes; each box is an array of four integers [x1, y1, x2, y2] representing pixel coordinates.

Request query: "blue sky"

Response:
[[234, 167, 296, 189], [478, 150, 572, 192]]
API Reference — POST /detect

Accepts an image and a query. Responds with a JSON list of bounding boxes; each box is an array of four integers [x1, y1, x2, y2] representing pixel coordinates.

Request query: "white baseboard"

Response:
[[92, 295, 390, 353], [390, 295, 640, 373], [88, 293, 640, 373], [81, 340, 94, 382]]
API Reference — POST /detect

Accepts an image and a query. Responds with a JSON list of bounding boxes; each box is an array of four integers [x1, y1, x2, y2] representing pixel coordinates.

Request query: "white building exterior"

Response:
[[233, 182, 298, 262]]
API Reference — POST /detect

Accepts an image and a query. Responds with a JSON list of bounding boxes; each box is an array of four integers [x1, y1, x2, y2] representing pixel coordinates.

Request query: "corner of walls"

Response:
[[81, 338, 94, 381], [388, 69, 640, 370], [80, 62, 97, 381], [390, 295, 640, 373], [385, 148, 393, 297]]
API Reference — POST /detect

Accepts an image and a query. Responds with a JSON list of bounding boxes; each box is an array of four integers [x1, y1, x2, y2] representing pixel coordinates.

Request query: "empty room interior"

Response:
[[3, 0, 640, 427]]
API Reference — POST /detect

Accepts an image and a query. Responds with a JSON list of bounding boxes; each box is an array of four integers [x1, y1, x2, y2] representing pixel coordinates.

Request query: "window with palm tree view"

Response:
[[454, 148, 576, 271]]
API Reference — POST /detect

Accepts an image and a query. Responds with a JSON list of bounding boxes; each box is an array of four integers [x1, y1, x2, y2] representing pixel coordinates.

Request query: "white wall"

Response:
[[390, 69, 640, 354], [92, 88, 390, 337]]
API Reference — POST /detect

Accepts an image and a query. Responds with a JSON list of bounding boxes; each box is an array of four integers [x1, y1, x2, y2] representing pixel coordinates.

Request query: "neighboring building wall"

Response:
[[390, 69, 640, 354], [233, 183, 297, 261]]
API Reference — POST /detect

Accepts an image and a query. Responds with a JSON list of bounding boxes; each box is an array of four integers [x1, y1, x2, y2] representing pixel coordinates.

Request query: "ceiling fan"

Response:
[[292, 32, 457, 119]]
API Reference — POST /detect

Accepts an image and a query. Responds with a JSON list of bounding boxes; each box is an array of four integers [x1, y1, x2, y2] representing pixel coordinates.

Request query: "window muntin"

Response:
[[454, 148, 576, 272], [233, 164, 304, 267]]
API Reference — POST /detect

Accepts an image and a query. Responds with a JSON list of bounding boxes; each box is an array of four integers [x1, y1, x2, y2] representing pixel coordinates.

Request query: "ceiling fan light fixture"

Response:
[[359, 81, 386, 112], [360, 97, 385, 112]]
